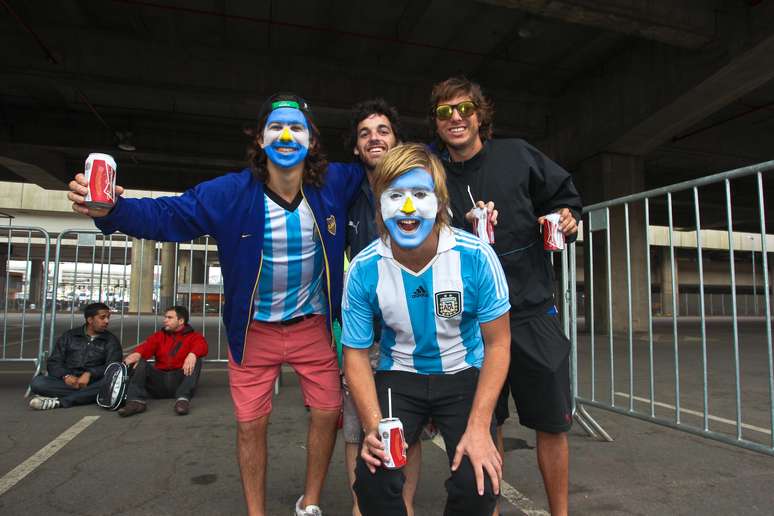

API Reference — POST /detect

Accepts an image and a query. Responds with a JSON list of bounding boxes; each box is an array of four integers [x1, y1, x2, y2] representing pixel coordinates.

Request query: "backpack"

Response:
[[97, 362, 128, 410]]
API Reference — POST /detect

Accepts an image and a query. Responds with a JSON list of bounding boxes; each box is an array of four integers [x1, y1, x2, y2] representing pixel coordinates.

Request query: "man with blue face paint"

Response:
[[261, 107, 310, 168], [67, 92, 365, 516], [342, 143, 512, 516]]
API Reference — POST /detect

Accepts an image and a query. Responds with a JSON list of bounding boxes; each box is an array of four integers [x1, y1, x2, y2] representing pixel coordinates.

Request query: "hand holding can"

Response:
[[543, 213, 564, 251], [379, 387, 407, 469], [471, 207, 495, 244], [84, 153, 117, 209], [466, 186, 495, 244], [378, 417, 407, 469]]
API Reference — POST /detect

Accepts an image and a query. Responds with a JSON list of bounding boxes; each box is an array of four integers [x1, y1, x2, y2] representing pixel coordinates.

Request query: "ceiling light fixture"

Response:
[[116, 131, 136, 152]]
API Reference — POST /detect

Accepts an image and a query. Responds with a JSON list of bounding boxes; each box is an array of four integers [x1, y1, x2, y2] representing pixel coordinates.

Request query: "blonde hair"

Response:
[[372, 143, 450, 240]]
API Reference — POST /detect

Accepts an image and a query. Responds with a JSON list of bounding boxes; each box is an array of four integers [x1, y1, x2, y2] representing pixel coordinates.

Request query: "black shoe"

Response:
[[118, 400, 146, 417], [174, 398, 190, 415]]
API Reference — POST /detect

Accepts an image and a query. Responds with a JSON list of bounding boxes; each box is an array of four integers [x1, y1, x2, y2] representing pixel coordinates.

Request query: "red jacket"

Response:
[[135, 325, 208, 371]]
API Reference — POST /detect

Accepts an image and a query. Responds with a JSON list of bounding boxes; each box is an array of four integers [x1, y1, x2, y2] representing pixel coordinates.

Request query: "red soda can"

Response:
[[543, 213, 564, 252], [472, 207, 495, 244], [378, 417, 407, 469], [84, 153, 117, 209]]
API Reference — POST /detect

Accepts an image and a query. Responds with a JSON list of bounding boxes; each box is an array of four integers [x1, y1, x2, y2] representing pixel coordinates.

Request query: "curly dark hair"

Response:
[[245, 105, 328, 187], [428, 76, 494, 143], [346, 98, 405, 152]]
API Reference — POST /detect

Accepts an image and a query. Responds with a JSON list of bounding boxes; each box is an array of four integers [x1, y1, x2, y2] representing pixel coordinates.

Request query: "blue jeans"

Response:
[[30, 375, 105, 408]]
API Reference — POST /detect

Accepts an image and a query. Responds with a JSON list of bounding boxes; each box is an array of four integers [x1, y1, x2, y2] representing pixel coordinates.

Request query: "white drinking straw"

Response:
[[466, 185, 476, 207], [388, 387, 393, 419]]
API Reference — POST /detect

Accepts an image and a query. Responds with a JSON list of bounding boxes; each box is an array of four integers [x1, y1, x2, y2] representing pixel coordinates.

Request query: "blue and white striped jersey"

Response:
[[342, 227, 510, 374], [253, 191, 326, 322]]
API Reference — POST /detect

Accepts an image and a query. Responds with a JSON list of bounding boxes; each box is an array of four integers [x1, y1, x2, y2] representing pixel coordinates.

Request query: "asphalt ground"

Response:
[[0, 316, 773, 515]]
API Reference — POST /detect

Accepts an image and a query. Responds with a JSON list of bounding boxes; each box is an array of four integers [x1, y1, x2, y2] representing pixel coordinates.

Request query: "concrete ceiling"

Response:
[[1, 0, 773, 232]]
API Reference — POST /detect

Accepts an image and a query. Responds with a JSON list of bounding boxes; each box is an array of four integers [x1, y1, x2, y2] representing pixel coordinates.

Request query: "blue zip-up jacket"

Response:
[[94, 164, 364, 364]]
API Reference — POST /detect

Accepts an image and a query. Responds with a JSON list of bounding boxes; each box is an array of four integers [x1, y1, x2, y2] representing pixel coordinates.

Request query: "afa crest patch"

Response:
[[326, 215, 336, 235], [435, 291, 462, 318]]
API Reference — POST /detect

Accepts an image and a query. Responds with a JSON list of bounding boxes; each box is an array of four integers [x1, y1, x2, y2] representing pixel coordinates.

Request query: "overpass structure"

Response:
[[2, 3, 774, 505]]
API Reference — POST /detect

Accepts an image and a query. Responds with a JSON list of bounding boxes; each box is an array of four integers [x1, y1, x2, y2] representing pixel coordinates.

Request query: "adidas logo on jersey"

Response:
[[411, 285, 428, 298]]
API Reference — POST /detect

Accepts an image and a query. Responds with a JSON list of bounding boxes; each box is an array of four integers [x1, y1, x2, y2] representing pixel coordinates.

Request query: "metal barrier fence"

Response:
[[3, 162, 774, 458], [45, 230, 229, 363], [570, 160, 774, 456], [0, 226, 50, 373]]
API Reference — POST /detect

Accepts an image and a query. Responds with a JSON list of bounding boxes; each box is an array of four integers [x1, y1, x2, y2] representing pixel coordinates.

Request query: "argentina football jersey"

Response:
[[253, 190, 327, 321], [342, 227, 509, 374]]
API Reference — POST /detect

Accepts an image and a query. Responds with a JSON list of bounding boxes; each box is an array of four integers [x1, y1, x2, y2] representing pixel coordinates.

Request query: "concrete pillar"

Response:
[[659, 247, 679, 315], [159, 243, 176, 310], [129, 238, 155, 313], [192, 254, 206, 285], [176, 249, 205, 284], [578, 153, 649, 334], [28, 259, 44, 309], [177, 250, 190, 285]]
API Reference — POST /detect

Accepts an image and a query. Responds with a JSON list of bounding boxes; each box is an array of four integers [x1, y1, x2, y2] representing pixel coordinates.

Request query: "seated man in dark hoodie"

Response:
[[29, 302, 123, 410], [120, 305, 208, 416]]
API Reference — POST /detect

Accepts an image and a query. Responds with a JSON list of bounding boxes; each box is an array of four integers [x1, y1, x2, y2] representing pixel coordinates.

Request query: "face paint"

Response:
[[260, 107, 310, 168], [380, 168, 438, 249]]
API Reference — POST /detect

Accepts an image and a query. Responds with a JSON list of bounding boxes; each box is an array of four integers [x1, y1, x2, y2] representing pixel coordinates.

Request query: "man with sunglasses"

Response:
[[430, 77, 582, 516], [68, 93, 364, 516]]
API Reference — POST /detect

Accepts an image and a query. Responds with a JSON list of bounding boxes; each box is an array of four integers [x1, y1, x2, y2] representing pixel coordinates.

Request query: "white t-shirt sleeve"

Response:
[[475, 243, 511, 323], [341, 261, 375, 348]]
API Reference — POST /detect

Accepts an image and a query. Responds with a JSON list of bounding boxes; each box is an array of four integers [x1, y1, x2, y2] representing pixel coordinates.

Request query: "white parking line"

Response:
[[430, 434, 550, 516], [614, 392, 772, 435], [0, 416, 100, 496]]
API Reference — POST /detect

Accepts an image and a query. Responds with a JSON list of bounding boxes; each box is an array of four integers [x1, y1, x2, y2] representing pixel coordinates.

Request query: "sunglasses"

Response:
[[434, 101, 477, 121]]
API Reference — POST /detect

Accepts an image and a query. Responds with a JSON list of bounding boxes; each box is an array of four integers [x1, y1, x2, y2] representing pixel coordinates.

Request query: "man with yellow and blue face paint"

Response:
[[67, 92, 365, 516], [342, 143, 512, 516], [261, 106, 310, 168], [379, 168, 438, 249]]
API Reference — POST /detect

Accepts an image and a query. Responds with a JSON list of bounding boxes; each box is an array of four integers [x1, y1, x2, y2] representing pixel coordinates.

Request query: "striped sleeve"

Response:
[[473, 240, 510, 323], [341, 253, 377, 349]]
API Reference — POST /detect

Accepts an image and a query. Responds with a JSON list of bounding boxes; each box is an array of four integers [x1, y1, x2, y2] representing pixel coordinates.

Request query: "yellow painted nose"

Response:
[[400, 196, 416, 214], [279, 127, 293, 142]]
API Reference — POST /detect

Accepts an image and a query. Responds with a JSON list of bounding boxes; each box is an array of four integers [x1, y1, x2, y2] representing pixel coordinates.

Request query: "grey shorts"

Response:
[[342, 382, 363, 443], [342, 342, 380, 444]]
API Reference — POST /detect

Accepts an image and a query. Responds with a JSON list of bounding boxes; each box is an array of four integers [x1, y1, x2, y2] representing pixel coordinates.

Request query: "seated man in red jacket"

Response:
[[119, 305, 208, 416]]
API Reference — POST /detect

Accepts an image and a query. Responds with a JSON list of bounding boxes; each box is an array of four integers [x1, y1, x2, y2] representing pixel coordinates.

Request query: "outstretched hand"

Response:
[[68, 173, 125, 218]]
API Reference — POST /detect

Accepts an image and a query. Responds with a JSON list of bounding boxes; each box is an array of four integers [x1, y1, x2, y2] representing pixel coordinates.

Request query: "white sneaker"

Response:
[[294, 495, 322, 516], [29, 396, 60, 410]]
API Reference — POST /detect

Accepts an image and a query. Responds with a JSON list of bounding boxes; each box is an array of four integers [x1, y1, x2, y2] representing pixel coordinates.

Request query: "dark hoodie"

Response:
[[441, 138, 582, 320]]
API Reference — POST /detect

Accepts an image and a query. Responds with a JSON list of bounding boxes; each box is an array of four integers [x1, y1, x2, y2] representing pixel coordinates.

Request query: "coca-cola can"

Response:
[[84, 153, 117, 209], [543, 213, 564, 252], [378, 417, 407, 469], [471, 207, 495, 244]]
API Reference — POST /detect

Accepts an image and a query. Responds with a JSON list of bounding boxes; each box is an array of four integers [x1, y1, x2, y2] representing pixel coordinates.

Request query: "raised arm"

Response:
[[67, 171, 240, 242]]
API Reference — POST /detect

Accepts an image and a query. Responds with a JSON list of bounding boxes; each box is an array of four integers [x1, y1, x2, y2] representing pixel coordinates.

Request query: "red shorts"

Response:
[[228, 315, 342, 422]]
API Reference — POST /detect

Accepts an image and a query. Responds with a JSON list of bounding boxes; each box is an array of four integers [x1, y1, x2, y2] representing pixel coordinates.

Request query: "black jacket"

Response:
[[346, 175, 379, 259], [442, 139, 582, 319], [47, 326, 123, 381]]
